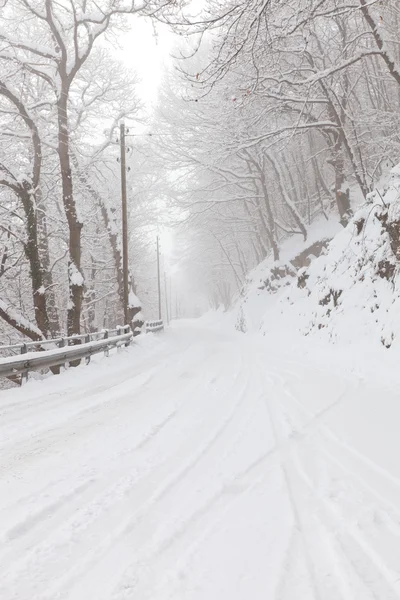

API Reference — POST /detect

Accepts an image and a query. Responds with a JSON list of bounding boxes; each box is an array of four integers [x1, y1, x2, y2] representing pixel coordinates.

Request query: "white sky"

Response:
[[119, 18, 173, 107]]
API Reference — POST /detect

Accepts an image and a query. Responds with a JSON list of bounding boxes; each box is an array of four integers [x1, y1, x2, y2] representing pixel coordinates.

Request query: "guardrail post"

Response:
[[58, 338, 67, 369], [85, 334, 91, 365], [21, 343, 28, 385], [103, 329, 109, 357], [145, 320, 164, 334], [125, 324, 131, 347], [116, 326, 122, 352]]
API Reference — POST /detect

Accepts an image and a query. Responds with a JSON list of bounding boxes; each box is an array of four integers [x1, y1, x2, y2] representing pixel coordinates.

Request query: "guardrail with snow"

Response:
[[145, 320, 164, 333], [0, 319, 165, 383], [0, 326, 132, 381]]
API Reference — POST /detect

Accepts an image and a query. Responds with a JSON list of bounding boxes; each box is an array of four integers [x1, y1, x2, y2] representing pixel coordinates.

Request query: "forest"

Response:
[[0, 0, 399, 341]]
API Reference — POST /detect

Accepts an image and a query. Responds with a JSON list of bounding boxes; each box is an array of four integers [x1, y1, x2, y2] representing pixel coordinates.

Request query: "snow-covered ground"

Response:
[[1, 321, 400, 599]]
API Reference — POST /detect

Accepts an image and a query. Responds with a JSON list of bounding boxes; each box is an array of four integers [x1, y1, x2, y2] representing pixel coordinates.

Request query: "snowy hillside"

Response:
[[233, 165, 400, 352]]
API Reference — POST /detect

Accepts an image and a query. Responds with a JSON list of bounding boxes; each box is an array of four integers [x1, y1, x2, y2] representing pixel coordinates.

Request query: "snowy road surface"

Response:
[[1, 322, 400, 599]]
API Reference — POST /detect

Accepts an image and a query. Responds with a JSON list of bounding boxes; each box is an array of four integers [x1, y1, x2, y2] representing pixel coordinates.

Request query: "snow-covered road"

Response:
[[1, 322, 400, 599]]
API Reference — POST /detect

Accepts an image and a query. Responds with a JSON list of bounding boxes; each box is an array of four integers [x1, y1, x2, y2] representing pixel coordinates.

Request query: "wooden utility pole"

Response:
[[164, 272, 170, 325], [120, 122, 129, 326], [169, 275, 172, 322], [156, 235, 162, 320]]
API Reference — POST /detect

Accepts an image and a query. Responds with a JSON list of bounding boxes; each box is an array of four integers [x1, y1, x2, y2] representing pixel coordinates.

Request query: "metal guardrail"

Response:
[[0, 320, 165, 383], [0, 325, 132, 381], [145, 320, 164, 333]]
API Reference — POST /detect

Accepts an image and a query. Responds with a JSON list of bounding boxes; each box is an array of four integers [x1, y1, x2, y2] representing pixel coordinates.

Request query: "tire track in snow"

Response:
[[44, 355, 250, 600], [105, 352, 277, 598], [258, 366, 325, 600], [0, 334, 225, 477], [266, 369, 400, 599], [279, 381, 400, 527], [0, 403, 182, 566], [120, 471, 271, 600], [108, 450, 272, 600], [259, 357, 387, 599], [0, 335, 202, 449], [0, 346, 222, 515], [289, 448, 400, 600], [0, 346, 231, 581], [0, 335, 249, 600]]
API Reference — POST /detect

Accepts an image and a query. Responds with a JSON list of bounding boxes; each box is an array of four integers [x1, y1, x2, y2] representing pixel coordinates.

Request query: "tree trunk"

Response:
[[244, 158, 280, 260], [326, 130, 353, 226], [321, 86, 368, 219], [265, 153, 308, 241], [20, 182, 51, 338], [36, 190, 60, 335], [258, 172, 280, 260], [57, 89, 84, 336]]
